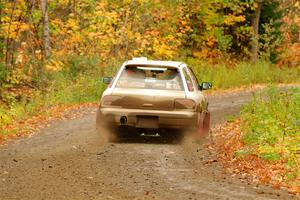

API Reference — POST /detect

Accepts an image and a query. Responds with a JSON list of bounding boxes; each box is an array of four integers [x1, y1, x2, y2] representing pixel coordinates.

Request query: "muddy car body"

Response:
[[96, 58, 211, 137]]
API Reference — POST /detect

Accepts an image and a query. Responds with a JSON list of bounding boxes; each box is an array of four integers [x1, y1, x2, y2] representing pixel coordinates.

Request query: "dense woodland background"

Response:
[[1, 0, 300, 89], [0, 1, 300, 132]]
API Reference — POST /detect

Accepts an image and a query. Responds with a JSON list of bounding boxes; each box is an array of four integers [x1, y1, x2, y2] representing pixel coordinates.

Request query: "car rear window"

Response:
[[116, 65, 184, 90]]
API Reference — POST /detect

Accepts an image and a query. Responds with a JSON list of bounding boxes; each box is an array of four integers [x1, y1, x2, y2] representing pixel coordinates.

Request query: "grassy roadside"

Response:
[[214, 87, 300, 194], [186, 59, 300, 89], [0, 74, 106, 142], [0, 58, 300, 143]]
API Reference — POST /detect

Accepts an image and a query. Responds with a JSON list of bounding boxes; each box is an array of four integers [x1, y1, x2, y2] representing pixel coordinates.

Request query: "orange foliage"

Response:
[[213, 119, 300, 196]]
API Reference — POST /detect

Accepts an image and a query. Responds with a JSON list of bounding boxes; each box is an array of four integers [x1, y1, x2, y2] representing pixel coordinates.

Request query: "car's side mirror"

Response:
[[199, 82, 212, 90], [103, 77, 113, 85]]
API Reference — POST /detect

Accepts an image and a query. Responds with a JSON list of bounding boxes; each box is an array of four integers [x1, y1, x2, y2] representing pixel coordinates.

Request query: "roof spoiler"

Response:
[[132, 57, 147, 61]]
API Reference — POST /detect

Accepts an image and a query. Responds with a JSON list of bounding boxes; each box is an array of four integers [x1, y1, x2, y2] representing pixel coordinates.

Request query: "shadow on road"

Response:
[[113, 134, 183, 145]]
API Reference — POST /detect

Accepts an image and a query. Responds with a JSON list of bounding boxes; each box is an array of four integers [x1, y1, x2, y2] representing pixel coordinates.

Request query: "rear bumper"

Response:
[[97, 107, 199, 129]]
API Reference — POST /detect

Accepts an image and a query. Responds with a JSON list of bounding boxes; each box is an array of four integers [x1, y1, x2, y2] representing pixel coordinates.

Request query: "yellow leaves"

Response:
[[152, 36, 178, 59], [193, 49, 209, 59], [126, 30, 134, 40], [94, 10, 104, 16], [58, 0, 69, 7], [20, 23, 30, 31], [65, 19, 79, 31], [134, 32, 142, 41], [176, 32, 183, 37], [253, 2, 258, 9], [95, 2, 106, 10], [224, 14, 246, 25], [180, 20, 187, 26], [206, 36, 216, 47], [0, 0, 249, 64], [15, 53, 25, 66], [126, 31, 142, 41], [71, 33, 82, 43], [1, 16, 11, 23], [50, 1, 184, 60], [87, 32, 99, 40], [45, 60, 64, 72], [153, 44, 176, 59], [51, 18, 63, 26], [1, 22, 29, 40], [0, 1, 32, 41]]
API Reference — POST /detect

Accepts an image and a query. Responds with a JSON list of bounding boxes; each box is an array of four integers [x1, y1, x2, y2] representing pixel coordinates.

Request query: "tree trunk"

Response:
[[0, 2, 4, 56], [5, 0, 17, 66], [68, 0, 76, 15], [41, 0, 50, 58], [251, 1, 263, 63], [72, 0, 76, 15]]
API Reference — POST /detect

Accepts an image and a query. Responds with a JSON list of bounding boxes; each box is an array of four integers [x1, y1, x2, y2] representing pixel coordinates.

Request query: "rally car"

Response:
[[96, 57, 212, 140]]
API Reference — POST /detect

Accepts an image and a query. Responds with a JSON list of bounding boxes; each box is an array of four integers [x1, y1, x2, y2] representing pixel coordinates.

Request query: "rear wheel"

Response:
[[203, 112, 211, 134], [100, 125, 120, 142]]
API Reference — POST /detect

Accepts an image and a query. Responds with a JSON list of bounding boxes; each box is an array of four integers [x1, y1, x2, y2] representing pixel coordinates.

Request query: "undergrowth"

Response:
[[186, 58, 300, 89], [241, 87, 300, 183], [0, 56, 299, 139]]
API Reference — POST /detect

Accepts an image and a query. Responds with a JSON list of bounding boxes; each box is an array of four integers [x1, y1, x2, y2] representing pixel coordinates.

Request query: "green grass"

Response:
[[0, 55, 109, 136], [241, 87, 300, 181], [0, 73, 106, 135], [185, 58, 300, 89], [43, 74, 105, 105]]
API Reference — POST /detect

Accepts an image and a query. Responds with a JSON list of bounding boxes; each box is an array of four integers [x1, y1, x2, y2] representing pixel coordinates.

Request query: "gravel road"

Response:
[[0, 91, 297, 200]]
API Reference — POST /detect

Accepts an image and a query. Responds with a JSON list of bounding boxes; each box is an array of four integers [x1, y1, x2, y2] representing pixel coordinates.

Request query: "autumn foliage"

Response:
[[214, 87, 300, 195]]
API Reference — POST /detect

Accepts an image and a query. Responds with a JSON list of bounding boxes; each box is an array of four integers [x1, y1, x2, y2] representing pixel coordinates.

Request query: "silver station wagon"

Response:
[[96, 57, 212, 140]]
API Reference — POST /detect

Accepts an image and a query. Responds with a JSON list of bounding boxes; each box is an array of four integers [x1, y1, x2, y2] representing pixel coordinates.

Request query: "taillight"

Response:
[[174, 99, 196, 110], [101, 95, 122, 107]]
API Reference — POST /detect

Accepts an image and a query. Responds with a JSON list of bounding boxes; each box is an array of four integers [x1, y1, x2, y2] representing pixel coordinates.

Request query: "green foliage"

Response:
[[260, 152, 281, 161], [259, 1, 283, 62], [233, 149, 253, 158], [0, 72, 105, 132], [64, 55, 102, 79], [241, 87, 300, 179], [186, 58, 300, 89], [44, 73, 105, 105], [0, 62, 8, 84], [225, 115, 236, 122], [178, 0, 255, 57], [0, 56, 106, 134]]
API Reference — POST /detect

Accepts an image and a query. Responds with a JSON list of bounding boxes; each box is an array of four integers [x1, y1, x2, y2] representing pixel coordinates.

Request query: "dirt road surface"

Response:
[[0, 91, 297, 200]]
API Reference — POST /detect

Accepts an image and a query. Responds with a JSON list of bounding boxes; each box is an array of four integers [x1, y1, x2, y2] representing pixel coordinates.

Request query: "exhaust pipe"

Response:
[[120, 116, 127, 125]]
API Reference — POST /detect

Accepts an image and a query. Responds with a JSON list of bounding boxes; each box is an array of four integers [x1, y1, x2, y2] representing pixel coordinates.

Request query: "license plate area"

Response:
[[136, 116, 158, 129]]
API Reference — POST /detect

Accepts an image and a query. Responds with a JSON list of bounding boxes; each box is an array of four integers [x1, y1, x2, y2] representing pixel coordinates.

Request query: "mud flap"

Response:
[[196, 112, 211, 138]]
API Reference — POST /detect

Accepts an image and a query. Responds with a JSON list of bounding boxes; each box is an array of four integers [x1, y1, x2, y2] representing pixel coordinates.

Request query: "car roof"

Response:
[[124, 57, 185, 68]]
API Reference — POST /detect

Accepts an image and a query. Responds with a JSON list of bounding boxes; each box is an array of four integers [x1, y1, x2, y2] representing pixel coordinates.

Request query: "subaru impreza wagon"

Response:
[[96, 57, 212, 140]]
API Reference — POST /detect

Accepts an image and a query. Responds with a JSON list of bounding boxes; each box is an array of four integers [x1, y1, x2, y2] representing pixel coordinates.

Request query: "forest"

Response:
[[0, 0, 299, 194]]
